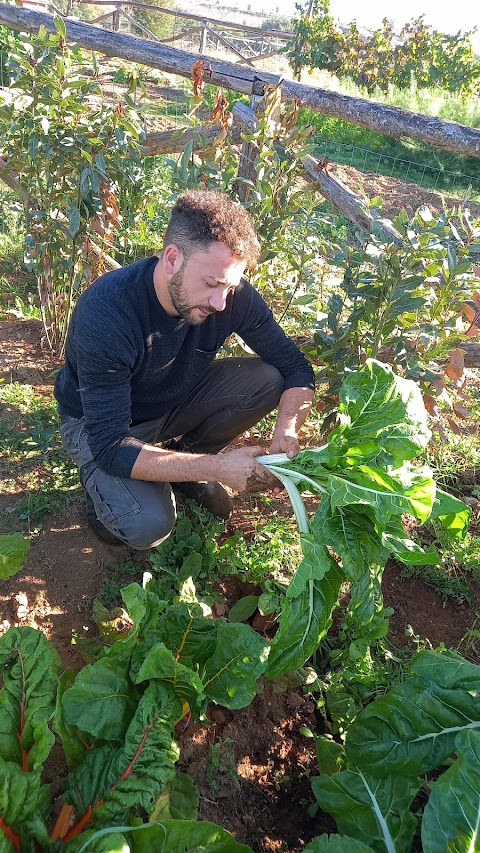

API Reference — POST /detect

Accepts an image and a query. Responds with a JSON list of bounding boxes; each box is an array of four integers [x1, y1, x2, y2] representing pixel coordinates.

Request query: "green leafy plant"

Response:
[[306, 205, 480, 415], [311, 649, 480, 852], [0, 20, 145, 355], [259, 360, 470, 678], [0, 577, 268, 849], [287, 0, 480, 97], [0, 532, 30, 580]]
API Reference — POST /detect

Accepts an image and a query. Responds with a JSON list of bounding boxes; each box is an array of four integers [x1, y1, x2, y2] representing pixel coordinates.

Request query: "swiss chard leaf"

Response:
[[54, 668, 86, 772], [266, 568, 343, 679], [330, 358, 431, 465], [131, 641, 206, 715], [130, 819, 254, 852], [304, 836, 374, 852], [327, 464, 435, 527], [0, 759, 51, 852], [345, 651, 480, 778], [0, 533, 30, 580], [149, 771, 199, 822], [312, 768, 419, 853], [61, 656, 137, 742], [63, 682, 181, 841], [201, 621, 270, 709], [430, 488, 471, 539], [0, 627, 60, 772], [422, 729, 480, 853]]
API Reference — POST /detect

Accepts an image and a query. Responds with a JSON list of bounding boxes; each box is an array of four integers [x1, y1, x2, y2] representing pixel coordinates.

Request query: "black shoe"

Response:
[[85, 491, 124, 545], [174, 482, 233, 520]]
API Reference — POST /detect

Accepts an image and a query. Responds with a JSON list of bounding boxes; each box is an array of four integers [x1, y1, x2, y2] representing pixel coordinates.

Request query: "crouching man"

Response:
[[55, 189, 314, 548]]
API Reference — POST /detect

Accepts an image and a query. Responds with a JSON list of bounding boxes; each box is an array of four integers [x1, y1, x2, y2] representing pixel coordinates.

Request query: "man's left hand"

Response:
[[269, 432, 300, 459]]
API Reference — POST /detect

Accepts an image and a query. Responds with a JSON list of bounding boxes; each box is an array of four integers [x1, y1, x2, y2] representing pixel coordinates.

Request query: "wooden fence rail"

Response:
[[1, 5, 479, 159], [76, 0, 293, 64]]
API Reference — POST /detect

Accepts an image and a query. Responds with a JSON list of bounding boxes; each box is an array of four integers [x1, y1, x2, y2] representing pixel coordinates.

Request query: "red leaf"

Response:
[[449, 348, 465, 372], [453, 402, 471, 419], [446, 416, 461, 434], [423, 394, 439, 417], [467, 325, 479, 338], [472, 291, 480, 310], [446, 364, 461, 381], [431, 378, 445, 395], [463, 303, 477, 322]]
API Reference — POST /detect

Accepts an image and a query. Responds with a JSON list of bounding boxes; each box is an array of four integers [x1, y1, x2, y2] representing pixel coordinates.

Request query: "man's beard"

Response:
[[168, 266, 215, 325]]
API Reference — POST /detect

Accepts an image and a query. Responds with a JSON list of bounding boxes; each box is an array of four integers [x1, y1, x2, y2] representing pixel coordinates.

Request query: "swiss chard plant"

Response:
[[0, 577, 268, 851], [311, 648, 480, 852], [259, 360, 470, 678]]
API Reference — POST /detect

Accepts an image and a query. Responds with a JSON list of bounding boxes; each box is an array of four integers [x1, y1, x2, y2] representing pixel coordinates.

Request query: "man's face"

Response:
[[167, 242, 246, 325]]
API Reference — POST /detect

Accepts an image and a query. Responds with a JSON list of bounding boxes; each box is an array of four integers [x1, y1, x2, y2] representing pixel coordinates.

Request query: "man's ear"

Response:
[[162, 244, 184, 276]]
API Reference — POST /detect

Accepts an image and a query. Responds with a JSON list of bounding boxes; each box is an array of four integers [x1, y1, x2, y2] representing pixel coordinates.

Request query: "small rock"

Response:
[[16, 593, 29, 621]]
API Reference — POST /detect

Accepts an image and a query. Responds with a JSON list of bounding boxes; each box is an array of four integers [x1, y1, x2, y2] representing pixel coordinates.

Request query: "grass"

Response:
[[0, 382, 79, 534], [295, 74, 480, 202], [207, 738, 240, 795]]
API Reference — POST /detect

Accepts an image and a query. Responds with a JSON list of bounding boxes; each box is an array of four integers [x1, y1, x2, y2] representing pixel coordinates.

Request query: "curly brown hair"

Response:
[[163, 189, 261, 271]]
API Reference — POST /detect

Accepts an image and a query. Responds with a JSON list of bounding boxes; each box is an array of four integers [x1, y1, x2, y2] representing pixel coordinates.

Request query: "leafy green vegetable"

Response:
[[0, 532, 30, 580], [0, 574, 270, 850], [149, 771, 199, 822], [260, 360, 470, 675], [305, 836, 374, 852], [309, 650, 480, 852], [312, 769, 418, 853], [346, 650, 480, 777], [228, 595, 259, 622], [0, 759, 51, 852], [131, 819, 254, 852], [0, 627, 61, 772], [422, 730, 480, 853], [63, 682, 181, 840], [266, 568, 343, 679]]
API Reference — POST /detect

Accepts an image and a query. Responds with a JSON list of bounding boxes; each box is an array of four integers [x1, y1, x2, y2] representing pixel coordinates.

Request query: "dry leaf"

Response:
[[431, 378, 445, 395], [453, 402, 471, 419], [449, 348, 465, 372], [463, 303, 477, 322], [423, 394, 439, 417], [446, 416, 461, 434]]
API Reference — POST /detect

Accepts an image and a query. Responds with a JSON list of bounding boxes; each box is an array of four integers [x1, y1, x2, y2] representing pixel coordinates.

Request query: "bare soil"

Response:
[[1, 195, 480, 849]]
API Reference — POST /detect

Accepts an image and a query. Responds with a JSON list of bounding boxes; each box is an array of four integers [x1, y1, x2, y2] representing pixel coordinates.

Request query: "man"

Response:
[[55, 190, 315, 549]]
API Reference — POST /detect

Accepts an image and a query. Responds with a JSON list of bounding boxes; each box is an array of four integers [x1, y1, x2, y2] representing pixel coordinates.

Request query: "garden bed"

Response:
[[1, 315, 480, 851]]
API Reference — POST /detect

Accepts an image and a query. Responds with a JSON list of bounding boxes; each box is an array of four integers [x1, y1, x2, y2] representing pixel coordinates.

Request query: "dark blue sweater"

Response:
[[54, 255, 315, 477]]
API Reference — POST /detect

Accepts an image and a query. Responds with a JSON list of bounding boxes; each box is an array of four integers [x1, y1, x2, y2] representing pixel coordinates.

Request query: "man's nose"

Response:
[[208, 288, 228, 312]]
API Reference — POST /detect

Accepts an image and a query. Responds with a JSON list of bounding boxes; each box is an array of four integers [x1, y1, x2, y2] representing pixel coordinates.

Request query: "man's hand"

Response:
[[269, 386, 314, 460], [269, 432, 300, 459], [216, 446, 279, 493]]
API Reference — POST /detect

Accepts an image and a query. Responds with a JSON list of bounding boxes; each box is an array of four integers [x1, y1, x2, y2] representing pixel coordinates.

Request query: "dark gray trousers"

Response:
[[60, 358, 283, 549]]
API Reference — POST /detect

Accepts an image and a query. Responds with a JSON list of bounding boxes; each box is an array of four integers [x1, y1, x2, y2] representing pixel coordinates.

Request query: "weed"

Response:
[[96, 558, 144, 608], [206, 738, 240, 795], [148, 501, 226, 598], [402, 520, 480, 605], [0, 382, 78, 532], [457, 613, 480, 660], [218, 516, 301, 588]]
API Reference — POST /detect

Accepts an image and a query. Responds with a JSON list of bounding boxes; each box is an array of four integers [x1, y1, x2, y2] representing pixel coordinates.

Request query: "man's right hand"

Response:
[[215, 446, 279, 493]]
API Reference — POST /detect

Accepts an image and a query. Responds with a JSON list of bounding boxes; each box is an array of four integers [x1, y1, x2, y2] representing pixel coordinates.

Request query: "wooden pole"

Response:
[[0, 5, 479, 159], [199, 21, 207, 54]]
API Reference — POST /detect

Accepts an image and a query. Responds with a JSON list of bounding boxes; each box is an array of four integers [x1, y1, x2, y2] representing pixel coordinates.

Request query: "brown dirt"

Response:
[[331, 163, 480, 221], [1, 259, 480, 850]]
